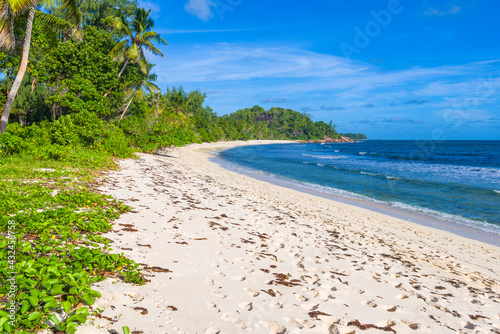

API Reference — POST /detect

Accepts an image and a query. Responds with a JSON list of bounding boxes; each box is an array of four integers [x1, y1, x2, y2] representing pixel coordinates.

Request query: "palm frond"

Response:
[[138, 31, 167, 47], [143, 80, 159, 94], [126, 42, 139, 61], [147, 72, 157, 82], [35, 11, 69, 30], [105, 15, 130, 34], [137, 47, 148, 73], [8, 0, 36, 13], [153, 34, 167, 46], [0, 0, 15, 51], [36, 0, 82, 41], [109, 39, 128, 61], [61, 0, 81, 28], [142, 41, 164, 57], [136, 86, 143, 100]]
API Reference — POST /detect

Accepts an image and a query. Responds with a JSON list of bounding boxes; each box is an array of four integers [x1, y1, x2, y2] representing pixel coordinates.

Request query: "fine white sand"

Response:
[[77, 140, 500, 334]]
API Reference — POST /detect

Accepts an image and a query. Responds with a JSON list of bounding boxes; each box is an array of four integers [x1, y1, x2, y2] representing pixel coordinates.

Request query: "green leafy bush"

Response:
[[0, 112, 134, 161]]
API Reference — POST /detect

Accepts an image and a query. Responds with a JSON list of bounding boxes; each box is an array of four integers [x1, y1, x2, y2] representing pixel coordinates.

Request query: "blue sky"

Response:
[[139, 0, 500, 139]]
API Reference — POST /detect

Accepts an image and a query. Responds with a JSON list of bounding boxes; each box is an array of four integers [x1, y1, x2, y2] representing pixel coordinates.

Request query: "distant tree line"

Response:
[[0, 0, 365, 158], [342, 133, 367, 140]]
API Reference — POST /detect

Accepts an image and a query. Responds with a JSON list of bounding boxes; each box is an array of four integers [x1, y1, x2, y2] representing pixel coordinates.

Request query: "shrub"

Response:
[[0, 112, 134, 161]]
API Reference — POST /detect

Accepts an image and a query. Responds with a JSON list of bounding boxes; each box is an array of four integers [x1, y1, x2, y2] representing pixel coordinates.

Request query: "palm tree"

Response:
[[0, 0, 16, 51], [119, 65, 159, 120], [162, 86, 193, 126], [0, 0, 81, 134], [108, 8, 167, 78]]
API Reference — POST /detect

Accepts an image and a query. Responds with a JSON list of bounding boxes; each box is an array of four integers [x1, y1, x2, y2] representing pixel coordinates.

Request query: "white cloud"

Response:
[[424, 5, 461, 16], [184, 0, 215, 21], [138, 0, 161, 19], [151, 43, 369, 83], [145, 42, 500, 131]]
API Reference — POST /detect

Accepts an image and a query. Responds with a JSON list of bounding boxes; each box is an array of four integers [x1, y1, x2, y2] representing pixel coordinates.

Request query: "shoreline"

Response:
[[210, 146, 500, 247], [79, 140, 500, 334]]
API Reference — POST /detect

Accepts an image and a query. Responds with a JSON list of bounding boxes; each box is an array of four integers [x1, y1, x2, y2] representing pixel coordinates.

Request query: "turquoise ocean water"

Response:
[[216, 141, 500, 238]]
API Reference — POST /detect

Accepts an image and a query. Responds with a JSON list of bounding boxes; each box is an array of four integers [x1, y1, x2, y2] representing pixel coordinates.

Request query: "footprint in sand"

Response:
[[295, 294, 309, 302], [259, 321, 286, 334], [231, 318, 247, 329], [238, 302, 253, 311], [205, 302, 220, 312], [347, 286, 365, 294], [362, 300, 378, 308], [243, 288, 260, 297], [300, 302, 319, 311], [461, 321, 476, 330], [270, 301, 284, 309], [284, 318, 304, 329], [212, 291, 227, 299], [385, 305, 398, 312], [295, 318, 316, 329]]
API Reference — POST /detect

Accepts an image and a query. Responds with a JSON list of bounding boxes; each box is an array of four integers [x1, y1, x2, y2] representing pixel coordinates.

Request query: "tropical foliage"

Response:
[[0, 1, 365, 332], [0, 0, 82, 134]]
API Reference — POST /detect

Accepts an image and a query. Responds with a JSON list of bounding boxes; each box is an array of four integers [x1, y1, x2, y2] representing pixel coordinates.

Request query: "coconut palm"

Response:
[[108, 8, 167, 78], [0, 0, 81, 134], [119, 65, 159, 120]]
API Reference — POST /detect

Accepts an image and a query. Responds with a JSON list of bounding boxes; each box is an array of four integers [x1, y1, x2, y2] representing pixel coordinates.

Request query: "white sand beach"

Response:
[[78, 140, 500, 334]]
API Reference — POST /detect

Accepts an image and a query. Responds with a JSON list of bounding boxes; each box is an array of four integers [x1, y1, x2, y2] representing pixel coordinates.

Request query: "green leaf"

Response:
[[48, 314, 60, 325], [82, 295, 95, 306], [44, 301, 59, 310], [75, 312, 87, 323], [66, 321, 78, 334], [88, 290, 102, 298], [21, 300, 30, 314], [122, 326, 130, 334], [27, 312, 42, 321], [62, 301, 72, 313], [28, 296, 39, 307], [51, 284, 63, 295], [42, 296, 55, 303], [75, 307, 89, 316]]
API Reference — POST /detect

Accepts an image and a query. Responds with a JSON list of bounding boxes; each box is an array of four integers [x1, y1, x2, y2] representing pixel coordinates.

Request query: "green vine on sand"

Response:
[[0, 164, 144, 333]]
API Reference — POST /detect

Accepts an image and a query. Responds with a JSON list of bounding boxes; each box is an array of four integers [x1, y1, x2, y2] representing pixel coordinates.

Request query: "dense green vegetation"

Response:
[[0, 0, 364, 332], [342, 133, 367, 140]]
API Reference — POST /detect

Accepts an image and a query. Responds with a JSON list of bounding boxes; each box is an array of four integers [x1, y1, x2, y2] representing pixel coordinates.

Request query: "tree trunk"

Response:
[[117, 58, 129, 78], [103, 58, 129, 98], [155, 99, 159, 119], [9, 5, 16, 53], [120, 95, 134, 120], [1, 2, 37, 135]]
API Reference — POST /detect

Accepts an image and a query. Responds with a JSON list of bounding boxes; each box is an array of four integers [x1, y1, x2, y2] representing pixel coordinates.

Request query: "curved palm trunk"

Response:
[[103, 58, 129, 98], [120, 95, 134, 120], [117, 58, 129, 78], [1, 1, 37, 134]]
